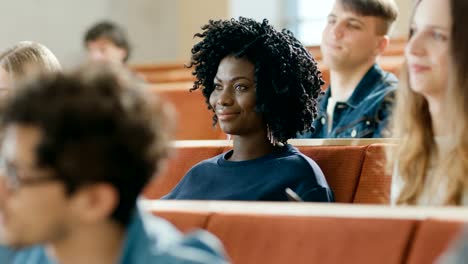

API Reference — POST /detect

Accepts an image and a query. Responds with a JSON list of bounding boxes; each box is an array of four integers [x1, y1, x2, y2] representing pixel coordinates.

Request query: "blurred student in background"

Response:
[[84, 21, 131, 65], [298, 0, 398, 138], [0, 65, 228, 263], [0, 41, 61, 96]]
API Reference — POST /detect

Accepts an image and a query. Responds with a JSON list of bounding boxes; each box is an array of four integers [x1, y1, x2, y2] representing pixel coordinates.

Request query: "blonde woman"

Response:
[[0, 41, 61, 94], [389, 0, 468, 205]]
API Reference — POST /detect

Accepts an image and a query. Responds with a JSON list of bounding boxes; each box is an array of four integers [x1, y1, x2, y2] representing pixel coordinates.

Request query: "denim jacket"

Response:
[[299, 64, 397, 138]]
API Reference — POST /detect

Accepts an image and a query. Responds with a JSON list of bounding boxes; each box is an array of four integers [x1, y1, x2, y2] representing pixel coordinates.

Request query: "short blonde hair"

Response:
[[0, 41, 61, 80], [339, 0, 399, 35]]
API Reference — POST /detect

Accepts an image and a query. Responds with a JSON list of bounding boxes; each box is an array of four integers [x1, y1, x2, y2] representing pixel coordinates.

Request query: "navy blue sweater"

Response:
[[163, 144, 334, 202]]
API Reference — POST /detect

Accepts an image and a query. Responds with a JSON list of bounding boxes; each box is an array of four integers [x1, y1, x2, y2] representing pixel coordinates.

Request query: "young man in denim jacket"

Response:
[[300, 0, 399, 138]]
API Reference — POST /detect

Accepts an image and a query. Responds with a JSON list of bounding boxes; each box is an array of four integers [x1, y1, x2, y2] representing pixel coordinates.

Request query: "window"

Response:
[[286, 0, 334, 46]]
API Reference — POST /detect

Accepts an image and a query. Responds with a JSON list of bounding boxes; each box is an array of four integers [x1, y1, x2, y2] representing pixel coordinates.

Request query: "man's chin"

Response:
[[323, 58, 353, 71], [0, 230, 34, 249], [3, 240, 39, 250]]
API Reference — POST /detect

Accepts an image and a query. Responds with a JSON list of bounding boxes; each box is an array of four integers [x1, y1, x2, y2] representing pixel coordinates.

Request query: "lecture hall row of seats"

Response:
[[135, 57, 402, 85], [132, 38, 406, 84], [143, 139, 393, 203], [141, 200, 468, 264], [142, 138, 468, 263], [137, 38, 467, 263]]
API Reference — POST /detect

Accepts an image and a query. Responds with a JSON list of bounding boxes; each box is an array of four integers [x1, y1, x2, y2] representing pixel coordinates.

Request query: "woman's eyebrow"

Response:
[[214, 76, 253, 82]]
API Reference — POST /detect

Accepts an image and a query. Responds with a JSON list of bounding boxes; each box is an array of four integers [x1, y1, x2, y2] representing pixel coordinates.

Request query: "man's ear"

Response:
[[69, 184, 119, 224], [375, 35, 390, 56], [117, 48, 128, 63]]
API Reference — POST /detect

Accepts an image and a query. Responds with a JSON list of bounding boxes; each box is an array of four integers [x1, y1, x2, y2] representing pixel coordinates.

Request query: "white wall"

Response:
[[0, 0, 411, 67], [0, 0, 179, 67], [229, 0, 282, 29], [228, 0, 412, 43], [0, 0, 110, 68], [176, 0, 228, 60], [392, 0, 412, 37], [109, 0, 179, 64]]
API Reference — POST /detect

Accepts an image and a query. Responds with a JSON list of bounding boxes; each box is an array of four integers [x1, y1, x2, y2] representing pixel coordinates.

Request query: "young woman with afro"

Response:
[[163, 17, 334, 202]]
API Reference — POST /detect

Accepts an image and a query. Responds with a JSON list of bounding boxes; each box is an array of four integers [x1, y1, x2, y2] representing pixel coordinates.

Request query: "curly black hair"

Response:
[[188, 17, 324, 143]]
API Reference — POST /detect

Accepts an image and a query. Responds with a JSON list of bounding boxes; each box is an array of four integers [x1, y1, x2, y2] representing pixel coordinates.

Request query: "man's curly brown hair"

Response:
[[188, 17, 324, 143], [2, 65, 171, 226]]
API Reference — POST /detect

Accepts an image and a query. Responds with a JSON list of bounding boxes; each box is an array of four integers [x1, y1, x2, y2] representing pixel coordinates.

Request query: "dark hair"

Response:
[[450, 0, 468, 88], [188, 17, 324, 143], [2, 65, 171, 226], [84, 21, 131, 62], [339, 0, 399, 34]]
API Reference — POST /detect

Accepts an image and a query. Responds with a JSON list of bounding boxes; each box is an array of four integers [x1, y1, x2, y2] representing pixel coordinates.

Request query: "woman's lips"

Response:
[[217, 112, 239, 121], [409, 64, 431, 73]]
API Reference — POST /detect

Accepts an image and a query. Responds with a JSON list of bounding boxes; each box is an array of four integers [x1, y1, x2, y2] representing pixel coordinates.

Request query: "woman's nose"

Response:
[[406, 32, 426, 58], [216, 88, 234, 106]]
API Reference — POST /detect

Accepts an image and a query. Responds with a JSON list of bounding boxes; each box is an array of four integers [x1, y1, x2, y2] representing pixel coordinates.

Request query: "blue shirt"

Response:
[[298, 64, 397, 138], [163, 144, 334, 202], [0, 210, 228, 264]]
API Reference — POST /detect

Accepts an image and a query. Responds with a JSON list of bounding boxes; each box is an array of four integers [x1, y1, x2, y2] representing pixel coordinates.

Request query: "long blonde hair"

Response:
[[388, 62, 435, 204], [388, 0, 468, 205], [441, 0, 468, 205]]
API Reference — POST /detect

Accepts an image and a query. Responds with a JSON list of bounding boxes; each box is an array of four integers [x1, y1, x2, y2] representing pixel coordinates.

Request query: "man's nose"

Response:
[[89, 51, 106, 62], [331, 23, 344, 39], [0, 176, 10, 211]]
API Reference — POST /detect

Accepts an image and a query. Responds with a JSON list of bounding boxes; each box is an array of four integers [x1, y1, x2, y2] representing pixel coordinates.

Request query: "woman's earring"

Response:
[[266, 125, 277, 146]]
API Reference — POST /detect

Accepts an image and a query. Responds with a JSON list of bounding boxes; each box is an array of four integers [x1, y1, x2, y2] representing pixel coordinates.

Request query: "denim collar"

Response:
[[322, 64, 387, 109]]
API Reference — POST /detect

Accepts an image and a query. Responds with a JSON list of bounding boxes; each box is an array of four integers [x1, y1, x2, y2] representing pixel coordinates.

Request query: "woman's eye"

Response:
[[431, 31, 447, 41], [235, 84, 247, 91], [214, 84, 222, 90]]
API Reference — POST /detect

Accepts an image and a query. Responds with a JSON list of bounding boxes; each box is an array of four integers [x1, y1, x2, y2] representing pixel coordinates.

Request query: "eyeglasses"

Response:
[[0, 158, 59, 192]]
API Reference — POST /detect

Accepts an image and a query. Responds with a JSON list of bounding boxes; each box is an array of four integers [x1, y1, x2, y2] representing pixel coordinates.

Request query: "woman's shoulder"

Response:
[[278, 145, 331, 195], [282, 144, 317, 163], [185, 151, 232, 174], [275, 144, 323, 173]]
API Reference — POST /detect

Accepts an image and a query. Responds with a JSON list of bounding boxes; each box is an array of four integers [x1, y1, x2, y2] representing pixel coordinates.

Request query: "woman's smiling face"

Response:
[[209, 55, 266, 137]]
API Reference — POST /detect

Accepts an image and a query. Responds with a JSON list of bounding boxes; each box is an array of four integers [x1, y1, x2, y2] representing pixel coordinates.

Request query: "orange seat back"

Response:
[[144, 142, 391, 204], [154, 211, 212, 233], [143, 145, 226, 198], [151, 86, 225, 140], [206, 213, 416, 264], [407, 219, 464, 264]]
